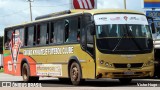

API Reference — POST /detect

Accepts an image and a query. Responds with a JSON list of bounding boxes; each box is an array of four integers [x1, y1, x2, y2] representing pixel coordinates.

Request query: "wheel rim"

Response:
[[23, 66, 28, 80], [71, 66, 78, 81]]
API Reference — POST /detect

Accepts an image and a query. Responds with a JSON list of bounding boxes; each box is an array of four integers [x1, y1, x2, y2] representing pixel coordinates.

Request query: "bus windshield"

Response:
[[96, 24, 151, 38], [94, 14, 153, 54]]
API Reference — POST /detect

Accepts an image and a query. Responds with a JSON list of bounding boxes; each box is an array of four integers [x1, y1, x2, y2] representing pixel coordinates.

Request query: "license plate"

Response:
[[124, 71, 134, 75]]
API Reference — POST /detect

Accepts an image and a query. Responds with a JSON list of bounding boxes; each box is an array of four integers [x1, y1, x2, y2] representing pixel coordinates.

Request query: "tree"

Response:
[[0, 36, 3, 54]]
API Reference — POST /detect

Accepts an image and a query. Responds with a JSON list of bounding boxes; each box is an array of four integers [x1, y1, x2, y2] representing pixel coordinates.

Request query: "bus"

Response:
[[3, 9, 154, 85], [147, 17, 160, 78]]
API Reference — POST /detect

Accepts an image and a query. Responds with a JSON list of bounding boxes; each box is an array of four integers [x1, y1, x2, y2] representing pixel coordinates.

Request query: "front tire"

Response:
[[70, 62, 83, 85], [22, 63, 39, 82]]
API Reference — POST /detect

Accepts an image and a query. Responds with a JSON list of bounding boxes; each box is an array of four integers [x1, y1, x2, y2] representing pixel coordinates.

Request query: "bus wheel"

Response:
[[22, 63, 39, 82], [119, 78, 132, 84], [70, 62, 82, 85]]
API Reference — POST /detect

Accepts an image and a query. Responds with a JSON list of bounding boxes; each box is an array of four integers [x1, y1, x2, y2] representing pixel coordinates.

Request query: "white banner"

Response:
[[94, 14, 149, 25], [36, 64, 62, 76]]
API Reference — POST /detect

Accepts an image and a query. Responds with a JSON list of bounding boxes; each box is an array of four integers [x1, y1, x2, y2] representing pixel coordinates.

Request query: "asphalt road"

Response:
[[0, 73, 160, 87]]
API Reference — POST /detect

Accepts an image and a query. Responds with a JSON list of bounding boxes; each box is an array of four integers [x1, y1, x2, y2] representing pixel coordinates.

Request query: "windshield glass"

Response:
[[94, 14, 153, 54], [96, 24, 151, 38]]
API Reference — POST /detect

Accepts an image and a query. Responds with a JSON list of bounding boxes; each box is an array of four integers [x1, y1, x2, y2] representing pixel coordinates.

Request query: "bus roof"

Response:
[[70, 9, 144, 15], [5, 9, 144, 30]]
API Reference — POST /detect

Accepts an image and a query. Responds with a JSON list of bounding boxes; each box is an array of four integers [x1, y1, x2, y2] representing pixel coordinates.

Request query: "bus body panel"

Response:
[[3, 9, 154, 82], [3, 50, 37, 76], [95, 47, 154, 78], [3, 44, 96, 79]]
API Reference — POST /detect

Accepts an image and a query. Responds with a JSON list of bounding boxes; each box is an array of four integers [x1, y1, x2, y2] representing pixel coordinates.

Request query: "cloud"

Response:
[[0, 0, 144, 36], [0, 0, 71, 36], [98, 0, 124, 9]]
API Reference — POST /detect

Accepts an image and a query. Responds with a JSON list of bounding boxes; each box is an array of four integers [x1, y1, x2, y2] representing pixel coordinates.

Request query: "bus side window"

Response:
[[69, 18, 78, 42], [40, 23, 47, 45], [46, 23, 49, 44], [17, 28, 24, 47], [27, 26, 34, 46], [65, 19, 69, 42], [87, 27, 94, 55], [5, 30, 13, 49], [77, 17, 81, 42], [24, 27, 28, 46], [50, 22, 54, 44], [36, 25, 40, 45], [54, 20, 65, 44], [65, 17, 79, 43]]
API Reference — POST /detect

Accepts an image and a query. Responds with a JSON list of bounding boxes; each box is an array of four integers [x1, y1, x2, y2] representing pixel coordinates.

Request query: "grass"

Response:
[[0, 68, 4, 73]]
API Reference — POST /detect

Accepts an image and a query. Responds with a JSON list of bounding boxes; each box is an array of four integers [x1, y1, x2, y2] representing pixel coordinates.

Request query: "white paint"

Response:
[[36, 64, 62, 76], [82, 0, 89, 9], [94, 14, 148, 25], [87, 0, 93, 9], [77, 0, 84, 8]]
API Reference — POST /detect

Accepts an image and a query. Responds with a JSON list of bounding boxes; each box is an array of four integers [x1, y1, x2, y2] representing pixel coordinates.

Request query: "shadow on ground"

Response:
[[7, 79, 160, 87]]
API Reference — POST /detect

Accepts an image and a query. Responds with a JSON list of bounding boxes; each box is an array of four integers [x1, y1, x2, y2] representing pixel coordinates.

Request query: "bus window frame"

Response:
[[5, 14, 84, 49], [49, 21, 55, 45], [4, 26, 25, 50], [35, 22, 49, 46], [23, 25, 35, 48], [64, 16, 80, 44]]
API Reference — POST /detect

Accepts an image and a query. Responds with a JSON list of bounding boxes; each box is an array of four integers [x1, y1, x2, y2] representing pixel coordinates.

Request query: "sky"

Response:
[[0, 0, 145, 36]]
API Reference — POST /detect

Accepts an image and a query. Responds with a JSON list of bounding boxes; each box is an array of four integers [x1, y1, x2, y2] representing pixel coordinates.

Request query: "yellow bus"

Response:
[[3, 9, 154, 85]]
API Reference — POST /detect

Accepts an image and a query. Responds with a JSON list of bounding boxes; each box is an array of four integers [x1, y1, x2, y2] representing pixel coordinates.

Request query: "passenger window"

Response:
[[40, 23, 47, 45], [24, 27, 28, 46], [36, 25, 40, 45], [64, 17, 80, 43], [14, 28, 24, 47], [65, 19, 69, 42], [54, 21, 64, 44], [46, 23, 49, 44], [50, 22, 55, 44], [5, 30, 13, 49], [27, 26, 34, 46], [77, 17, 81, 42]]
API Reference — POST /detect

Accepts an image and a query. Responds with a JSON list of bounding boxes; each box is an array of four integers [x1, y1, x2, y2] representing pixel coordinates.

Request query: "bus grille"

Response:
[[113, 63, 143, 68]]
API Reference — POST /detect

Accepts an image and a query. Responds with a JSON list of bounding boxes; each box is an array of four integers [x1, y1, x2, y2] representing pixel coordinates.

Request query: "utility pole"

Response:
[[124, 0, 126, 9], [27, 0, 33, 21]]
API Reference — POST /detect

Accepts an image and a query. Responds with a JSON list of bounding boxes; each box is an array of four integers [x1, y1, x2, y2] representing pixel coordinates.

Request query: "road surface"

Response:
[[0, 73, 160, 87]]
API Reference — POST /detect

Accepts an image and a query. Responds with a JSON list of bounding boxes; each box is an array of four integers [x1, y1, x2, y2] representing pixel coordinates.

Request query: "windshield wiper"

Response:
[[126, 25, 143, 51], [112, 33, 127, 52]]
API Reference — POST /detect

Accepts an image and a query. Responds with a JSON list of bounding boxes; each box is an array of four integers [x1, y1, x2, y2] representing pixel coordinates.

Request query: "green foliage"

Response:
[[0, 68, 4, 73]]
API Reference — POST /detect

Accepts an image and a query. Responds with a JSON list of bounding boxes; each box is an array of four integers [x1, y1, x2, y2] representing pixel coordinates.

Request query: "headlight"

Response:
[[100, 60, 104, 64], [147, 61, 154, 66], [144, 60, 154, 66], [105, 62, 109, 66]]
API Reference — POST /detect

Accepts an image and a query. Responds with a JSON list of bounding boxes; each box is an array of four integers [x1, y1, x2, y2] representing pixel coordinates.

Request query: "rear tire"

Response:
[[70, 62, 83, 85], [22, 63, 39, 82], [119, 78, 132, 84]]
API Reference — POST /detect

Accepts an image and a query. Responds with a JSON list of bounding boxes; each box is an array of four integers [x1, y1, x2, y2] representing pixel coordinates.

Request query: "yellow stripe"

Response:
[[144, 0, 160, 3]]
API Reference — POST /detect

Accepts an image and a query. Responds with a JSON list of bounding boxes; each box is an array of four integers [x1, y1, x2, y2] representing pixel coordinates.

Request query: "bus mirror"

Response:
[[90, 24, 95, 35], [151, 23, 156, 33]]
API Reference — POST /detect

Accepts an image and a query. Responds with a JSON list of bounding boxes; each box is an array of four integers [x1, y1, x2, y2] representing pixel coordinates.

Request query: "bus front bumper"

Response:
[[96, 66, 154, 79]]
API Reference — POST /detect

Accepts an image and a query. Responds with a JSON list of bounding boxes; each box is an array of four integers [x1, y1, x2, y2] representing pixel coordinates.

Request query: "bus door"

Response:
[[81, 14, 96, 78]]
